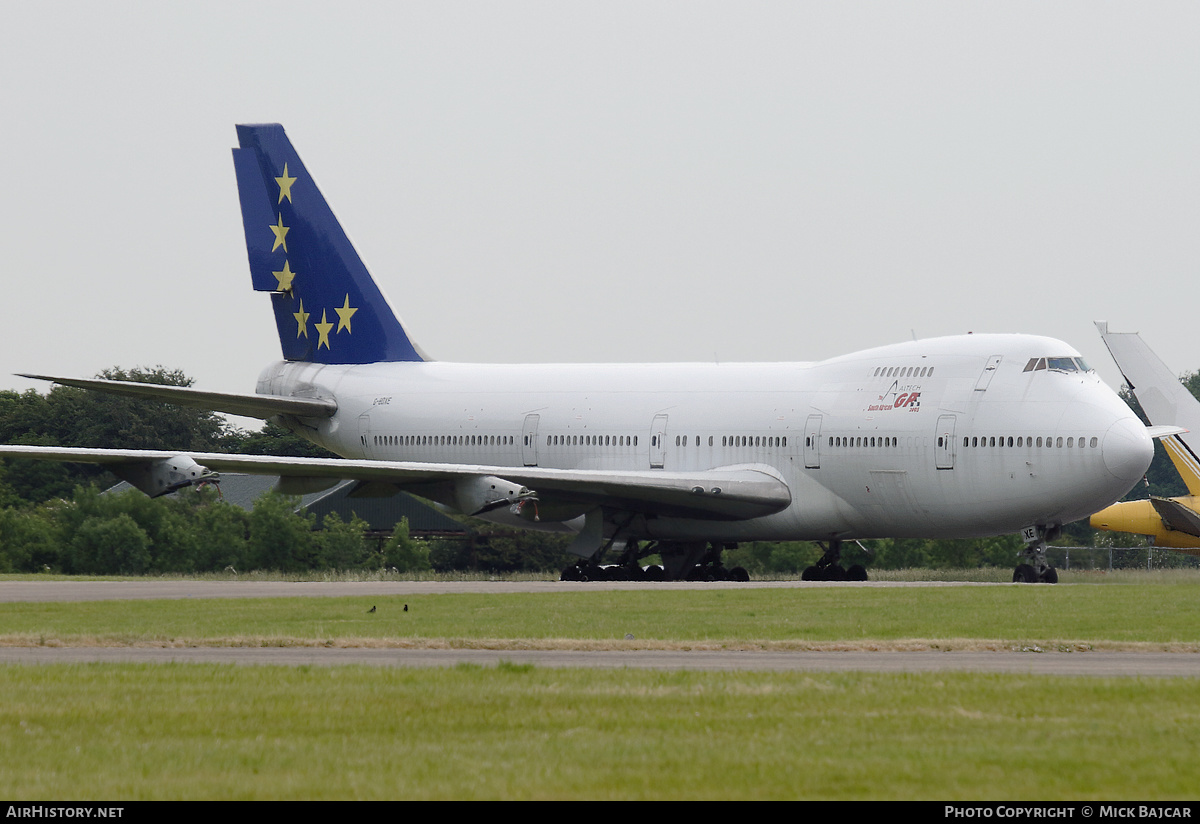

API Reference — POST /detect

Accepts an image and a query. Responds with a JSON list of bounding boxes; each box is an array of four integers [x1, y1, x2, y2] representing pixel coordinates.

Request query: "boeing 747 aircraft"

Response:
[[0, 125, 1160, 583]]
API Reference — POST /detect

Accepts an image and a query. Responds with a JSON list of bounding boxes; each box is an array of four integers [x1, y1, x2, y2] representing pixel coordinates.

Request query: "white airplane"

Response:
[[0, 125, 1161, 583]]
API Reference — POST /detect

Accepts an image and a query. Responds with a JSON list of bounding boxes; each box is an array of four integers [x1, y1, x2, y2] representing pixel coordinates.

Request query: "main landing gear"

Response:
[[801, 539, 869, 582], [1012, 526, 1059, 584], [560, 541, 750, 583]]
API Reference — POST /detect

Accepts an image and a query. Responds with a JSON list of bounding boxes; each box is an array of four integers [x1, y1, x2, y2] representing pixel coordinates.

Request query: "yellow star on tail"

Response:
[[335, 294, 358, 333], [315, 309, 334, 349], [276, 163, 297, 204], [273, 261, 297, 292], [293, 300, 310, 338], [269, 214, 289, 253]]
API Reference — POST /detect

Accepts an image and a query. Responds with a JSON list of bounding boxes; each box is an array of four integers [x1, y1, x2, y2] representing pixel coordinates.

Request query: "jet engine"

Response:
[[454, 475, 537, 516], [109, 454, 218, 497]]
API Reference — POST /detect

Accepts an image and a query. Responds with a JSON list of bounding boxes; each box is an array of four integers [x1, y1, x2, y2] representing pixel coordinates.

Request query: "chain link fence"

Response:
[[1046, 545, 1200, 571]]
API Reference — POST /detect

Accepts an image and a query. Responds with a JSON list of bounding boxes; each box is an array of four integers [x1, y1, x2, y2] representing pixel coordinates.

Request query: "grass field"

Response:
[[2, 573, 1199, 799]]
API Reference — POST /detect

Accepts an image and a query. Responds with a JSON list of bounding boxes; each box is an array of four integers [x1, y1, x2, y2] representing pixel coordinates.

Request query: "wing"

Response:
[[17, 374, 335, 420], [1150, 496, 1200, 539], [0, 446, 791, 521]]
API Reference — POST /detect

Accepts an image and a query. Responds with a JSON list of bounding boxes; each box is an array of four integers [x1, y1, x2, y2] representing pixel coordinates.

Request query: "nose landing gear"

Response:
[[1014, 526, 1059, 584]]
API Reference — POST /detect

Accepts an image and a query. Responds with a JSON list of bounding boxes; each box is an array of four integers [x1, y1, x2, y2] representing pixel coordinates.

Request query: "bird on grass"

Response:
[[368, 605, 376, 613]]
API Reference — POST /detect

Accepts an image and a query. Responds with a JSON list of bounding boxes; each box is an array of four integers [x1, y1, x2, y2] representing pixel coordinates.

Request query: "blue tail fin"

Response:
[[232, 124, 424, 364]]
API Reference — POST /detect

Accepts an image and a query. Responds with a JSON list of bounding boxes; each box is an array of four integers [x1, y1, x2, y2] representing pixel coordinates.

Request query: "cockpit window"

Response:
[[1025, 356, 1093, 374]]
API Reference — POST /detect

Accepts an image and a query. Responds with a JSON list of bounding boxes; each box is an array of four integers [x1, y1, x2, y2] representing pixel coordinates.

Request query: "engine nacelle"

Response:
[[110, 454, 218, 497], [454, 475, 537, 516]]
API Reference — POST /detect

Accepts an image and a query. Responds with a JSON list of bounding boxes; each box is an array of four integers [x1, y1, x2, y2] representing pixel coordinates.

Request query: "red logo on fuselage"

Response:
[[867, 381, 922, 413]]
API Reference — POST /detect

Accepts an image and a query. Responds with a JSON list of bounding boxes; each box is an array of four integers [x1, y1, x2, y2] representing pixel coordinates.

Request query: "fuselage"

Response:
[[257, 332, 1152, 543]]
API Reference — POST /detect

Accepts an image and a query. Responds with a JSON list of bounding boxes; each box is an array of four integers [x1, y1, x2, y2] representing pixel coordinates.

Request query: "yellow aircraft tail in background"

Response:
[[1090, 323, 1200, 553]]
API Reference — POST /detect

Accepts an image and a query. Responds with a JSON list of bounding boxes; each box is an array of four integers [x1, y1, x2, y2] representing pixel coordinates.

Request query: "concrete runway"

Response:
[[1, 645, 1198, 676], [2, 579, 1197, 677], [0, 578, 1000, 602]]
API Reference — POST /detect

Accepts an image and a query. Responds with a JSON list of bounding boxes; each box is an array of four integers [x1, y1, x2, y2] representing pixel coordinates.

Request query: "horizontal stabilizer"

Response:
[[18, 374, 336, 420], [1147, 425, 1188, 440], [1150, 496, 1200, 539]]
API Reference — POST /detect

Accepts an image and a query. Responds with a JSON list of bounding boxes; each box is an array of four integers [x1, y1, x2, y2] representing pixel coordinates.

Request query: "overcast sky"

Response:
[[2, 2, 1197, 422]]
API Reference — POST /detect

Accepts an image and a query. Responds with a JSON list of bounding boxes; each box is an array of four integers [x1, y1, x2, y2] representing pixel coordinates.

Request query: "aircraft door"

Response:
[[522, 414, 540, 466], [935, 414, 956, 470], [804, 414, 822, 469], [649, 414, 668, 469], [358, 413, 373, 458], [974, 355, 1003, 392]]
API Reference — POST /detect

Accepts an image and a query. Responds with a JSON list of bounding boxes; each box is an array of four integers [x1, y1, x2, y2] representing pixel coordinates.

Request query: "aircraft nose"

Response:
[[1102, 416, 1154, 484]]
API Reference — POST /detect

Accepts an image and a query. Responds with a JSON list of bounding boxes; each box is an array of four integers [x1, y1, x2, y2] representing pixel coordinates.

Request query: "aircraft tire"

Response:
[[1040, 566, 1059, 584], [643, 565, 666, 581], [846, 564, 868, 581], [1012, 564, 1038, 584]]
